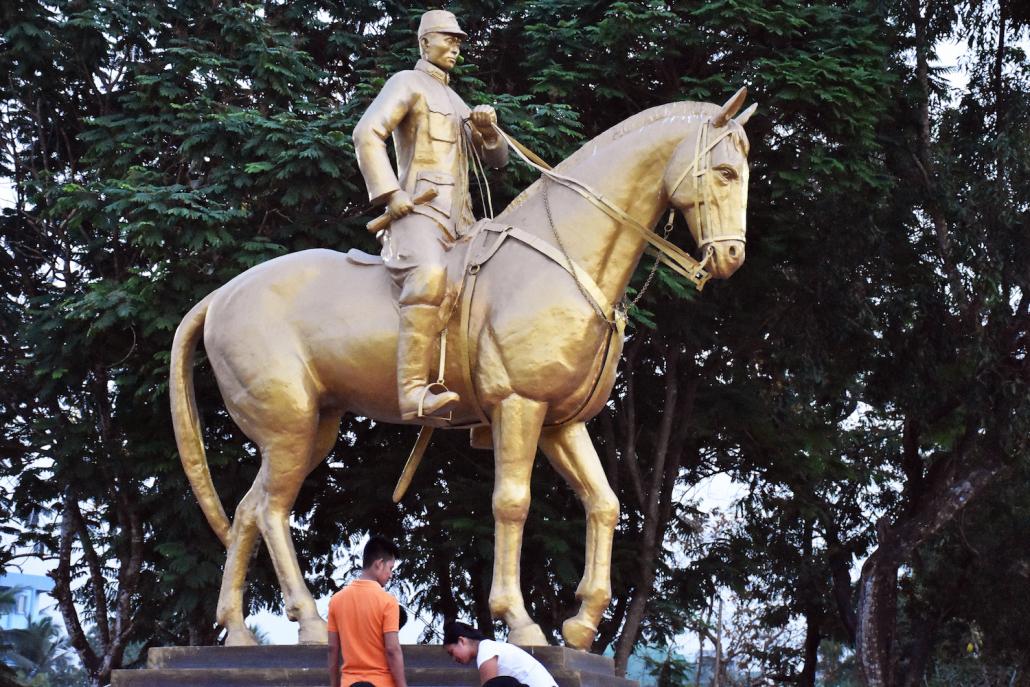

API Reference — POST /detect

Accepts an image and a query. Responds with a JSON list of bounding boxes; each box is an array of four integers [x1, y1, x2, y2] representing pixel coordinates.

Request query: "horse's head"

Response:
[[663, 88, 756, 280]]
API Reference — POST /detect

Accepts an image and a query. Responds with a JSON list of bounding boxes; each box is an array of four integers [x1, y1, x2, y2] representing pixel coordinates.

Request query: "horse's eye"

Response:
[[717, 167, 737, 182]]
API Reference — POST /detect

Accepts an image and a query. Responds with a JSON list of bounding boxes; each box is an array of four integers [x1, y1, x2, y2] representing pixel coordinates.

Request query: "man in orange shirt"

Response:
[[328, 536, 406, 687]]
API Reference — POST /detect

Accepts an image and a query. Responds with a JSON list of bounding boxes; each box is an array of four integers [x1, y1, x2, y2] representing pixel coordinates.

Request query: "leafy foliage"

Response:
[[0, 2, 1027, 687]]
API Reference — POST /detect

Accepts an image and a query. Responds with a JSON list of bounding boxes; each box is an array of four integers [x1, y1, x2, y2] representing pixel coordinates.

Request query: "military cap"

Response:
[[417, 10, 467, 39]]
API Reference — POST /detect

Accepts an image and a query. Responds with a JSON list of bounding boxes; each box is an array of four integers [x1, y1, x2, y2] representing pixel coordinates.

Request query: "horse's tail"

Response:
[[170, 291, 231, 547]]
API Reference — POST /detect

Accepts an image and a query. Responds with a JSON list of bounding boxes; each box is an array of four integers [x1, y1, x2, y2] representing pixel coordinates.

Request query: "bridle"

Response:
[[491, 118, 746, 293], [665, 120, 748, 266]]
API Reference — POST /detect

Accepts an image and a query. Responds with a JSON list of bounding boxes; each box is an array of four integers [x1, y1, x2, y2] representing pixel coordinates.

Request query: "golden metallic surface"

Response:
[[352, 57, 507, 237], [368, 188, 438, 234], [354, 19, 508, 423], [392, 426, 435, 503], [170, 14, 754, 649]]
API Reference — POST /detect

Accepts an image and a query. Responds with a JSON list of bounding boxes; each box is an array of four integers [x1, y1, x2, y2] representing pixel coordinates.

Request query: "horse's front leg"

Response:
[[539, 421, 619, 650], [489, 394, 548, 645]]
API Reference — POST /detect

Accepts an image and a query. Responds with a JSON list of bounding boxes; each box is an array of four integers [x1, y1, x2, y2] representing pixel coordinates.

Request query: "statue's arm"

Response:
[[353, 74, 415, 205], [478, 126, 508, 169]]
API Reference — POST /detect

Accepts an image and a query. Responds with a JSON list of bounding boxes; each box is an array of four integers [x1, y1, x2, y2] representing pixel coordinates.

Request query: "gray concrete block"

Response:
[[112, 644, 638, 687]]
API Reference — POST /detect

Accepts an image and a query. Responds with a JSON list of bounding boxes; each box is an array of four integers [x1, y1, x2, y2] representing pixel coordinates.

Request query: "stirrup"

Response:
[[417, 382, 456, 421]]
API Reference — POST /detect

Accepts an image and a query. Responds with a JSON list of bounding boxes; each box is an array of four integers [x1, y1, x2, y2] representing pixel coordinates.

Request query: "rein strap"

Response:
[[493, 125, 712, 291]]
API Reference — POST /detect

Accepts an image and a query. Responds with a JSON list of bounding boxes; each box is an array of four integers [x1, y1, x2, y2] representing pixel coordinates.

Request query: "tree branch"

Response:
[[66, 497, 111, 648], [646, 344, 679, 522], [619, 337, 647, 512], [51, 493, 100, 675]]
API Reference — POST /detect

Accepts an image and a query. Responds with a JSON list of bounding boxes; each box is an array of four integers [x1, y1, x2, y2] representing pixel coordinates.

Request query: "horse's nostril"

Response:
[[729, 245, 738, 258]]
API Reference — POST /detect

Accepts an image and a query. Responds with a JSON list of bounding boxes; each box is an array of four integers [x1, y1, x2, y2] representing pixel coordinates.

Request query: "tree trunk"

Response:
[[595, 586, 629, 652], [798, 613, 821, 687], [50, 492, 100, 679], [855, 461, 1006, 686], [471, 557, 495, 638], [613, 345, 684, 675], [695, 631, 704, 687], [613, 534, 659, 674], [899, 612, 937, 687], [911, 0, 967, 311], [433, 529, 459, 623], [823, 522, 857, 643], [713, 596, 723, 687], [855, 536, 900, 687]]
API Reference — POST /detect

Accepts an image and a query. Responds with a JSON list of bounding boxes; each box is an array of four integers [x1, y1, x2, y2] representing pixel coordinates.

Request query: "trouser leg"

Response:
[[381, 214, 459, 419]]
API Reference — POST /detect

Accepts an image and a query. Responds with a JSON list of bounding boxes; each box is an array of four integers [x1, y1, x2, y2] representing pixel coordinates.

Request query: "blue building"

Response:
[[0, 572, 55, 630]]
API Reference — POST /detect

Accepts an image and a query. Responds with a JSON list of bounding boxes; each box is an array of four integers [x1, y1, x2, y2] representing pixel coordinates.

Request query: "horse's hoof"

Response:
[[225, 628, 259, 646], [562, 617, 597, 651], [508, 624, 548, 646], [298, 618, 328, 645]]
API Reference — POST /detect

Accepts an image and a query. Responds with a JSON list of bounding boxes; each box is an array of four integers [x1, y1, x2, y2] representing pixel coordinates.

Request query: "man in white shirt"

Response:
[[442, 620, 557, 687]]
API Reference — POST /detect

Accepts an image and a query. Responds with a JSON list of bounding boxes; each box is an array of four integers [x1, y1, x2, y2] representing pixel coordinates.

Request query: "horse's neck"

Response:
[[501, 120, 694, 308]]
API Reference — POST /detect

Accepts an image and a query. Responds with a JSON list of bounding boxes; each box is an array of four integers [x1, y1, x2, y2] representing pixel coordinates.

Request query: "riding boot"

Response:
[[397, 304, 460, 421]]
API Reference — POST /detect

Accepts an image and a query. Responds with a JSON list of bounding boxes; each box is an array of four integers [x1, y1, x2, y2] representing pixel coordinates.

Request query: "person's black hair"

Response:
[[443, 619, 486, 645], [362, 535, 399, 569], [484, 678, 527, 687]]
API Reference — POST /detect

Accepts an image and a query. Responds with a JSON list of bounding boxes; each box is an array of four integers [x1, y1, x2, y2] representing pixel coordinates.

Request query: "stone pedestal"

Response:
[[111, 644, 638, 687]]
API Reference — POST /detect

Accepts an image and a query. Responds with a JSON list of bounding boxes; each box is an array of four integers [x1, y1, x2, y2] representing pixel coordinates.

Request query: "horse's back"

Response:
[[204, 249, 402, 423]]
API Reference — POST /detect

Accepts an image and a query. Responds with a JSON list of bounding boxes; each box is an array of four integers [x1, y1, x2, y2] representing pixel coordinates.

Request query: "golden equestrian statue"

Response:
[[170, 8, 756, 650]]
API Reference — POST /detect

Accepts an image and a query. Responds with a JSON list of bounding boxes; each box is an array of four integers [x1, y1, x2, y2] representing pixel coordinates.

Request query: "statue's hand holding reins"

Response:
[[469, 105, 499, 145]]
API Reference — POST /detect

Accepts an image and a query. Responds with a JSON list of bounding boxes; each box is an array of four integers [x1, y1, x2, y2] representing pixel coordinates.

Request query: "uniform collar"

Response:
[[415, 59, 450, 85]]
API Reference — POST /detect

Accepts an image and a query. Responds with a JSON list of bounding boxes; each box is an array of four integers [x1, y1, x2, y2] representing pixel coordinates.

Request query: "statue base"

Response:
[[111, 644, 639, 687]]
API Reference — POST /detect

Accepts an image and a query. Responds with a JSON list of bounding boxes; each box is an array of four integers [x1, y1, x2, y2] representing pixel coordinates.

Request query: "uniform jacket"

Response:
[[353, 59, 509, 237]]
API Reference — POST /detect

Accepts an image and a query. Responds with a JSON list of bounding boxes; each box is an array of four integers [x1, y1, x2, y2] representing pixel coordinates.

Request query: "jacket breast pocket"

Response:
[[414, 171, 455, 217], [427, 108, 459, 143]]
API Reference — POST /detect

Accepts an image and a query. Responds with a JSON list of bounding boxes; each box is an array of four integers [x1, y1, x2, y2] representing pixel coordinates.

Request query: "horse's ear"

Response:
[[735, 103, 758, 127], [712, 87, 747, 127]]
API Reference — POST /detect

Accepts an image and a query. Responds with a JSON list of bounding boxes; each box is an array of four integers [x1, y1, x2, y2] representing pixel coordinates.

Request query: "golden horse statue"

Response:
[[170, 89, 756, 649]]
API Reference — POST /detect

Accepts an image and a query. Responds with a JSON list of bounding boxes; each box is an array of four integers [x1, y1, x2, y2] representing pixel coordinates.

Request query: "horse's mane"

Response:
[[557, 101, 721, 171], [504, 101, 723, 211]]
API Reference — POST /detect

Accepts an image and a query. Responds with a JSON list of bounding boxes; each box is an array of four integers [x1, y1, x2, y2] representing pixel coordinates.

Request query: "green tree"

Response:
[[3, 616, 85, 687], [0, 588, 25, 687], [847, 1, 1029, 684], [2, 3, 1026, 687], [0, 3, 587, 682]]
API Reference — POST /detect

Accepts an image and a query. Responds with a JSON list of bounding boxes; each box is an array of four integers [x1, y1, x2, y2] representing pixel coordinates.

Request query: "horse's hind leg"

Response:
[[489, 395, 548, 646], [217, 467, 265, 646], [246, 396, 330, 644], [217, 410, 339, 646], [539, 421, 619, 650], [290, 410, 342, 643]]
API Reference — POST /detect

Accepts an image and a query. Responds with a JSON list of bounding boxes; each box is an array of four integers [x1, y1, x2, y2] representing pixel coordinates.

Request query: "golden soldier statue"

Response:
[[353, 10, 509, 421]]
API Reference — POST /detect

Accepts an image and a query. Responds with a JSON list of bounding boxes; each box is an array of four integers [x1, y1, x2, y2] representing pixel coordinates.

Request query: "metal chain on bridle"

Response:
[[628, 210, 675, 309]]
